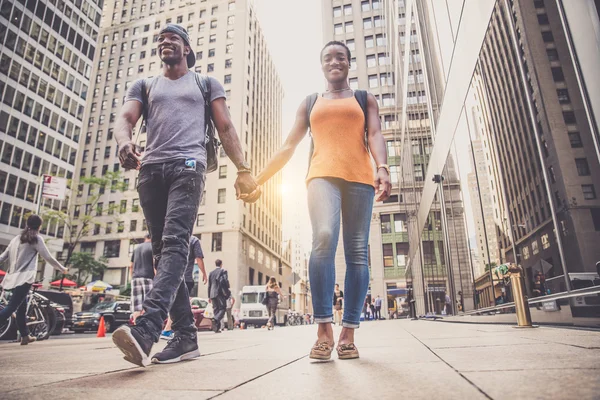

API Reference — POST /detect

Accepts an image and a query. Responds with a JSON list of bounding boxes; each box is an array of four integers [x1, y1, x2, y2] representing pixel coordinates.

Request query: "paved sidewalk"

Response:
[[1, 320, 599, 399]]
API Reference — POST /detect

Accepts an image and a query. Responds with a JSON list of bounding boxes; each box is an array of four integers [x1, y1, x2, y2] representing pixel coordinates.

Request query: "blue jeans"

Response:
[[308, 178, 374, 328], [136, 159, 205, 341]]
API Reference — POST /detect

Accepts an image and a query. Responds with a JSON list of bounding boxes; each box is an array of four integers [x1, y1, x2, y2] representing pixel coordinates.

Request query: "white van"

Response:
[[239, 285, 288, 328]]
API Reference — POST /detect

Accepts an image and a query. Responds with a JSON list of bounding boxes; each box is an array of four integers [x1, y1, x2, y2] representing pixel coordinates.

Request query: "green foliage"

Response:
[[484, 262, 497, 272], [68, 252, 108, 286], [120, 282, 131, 297]]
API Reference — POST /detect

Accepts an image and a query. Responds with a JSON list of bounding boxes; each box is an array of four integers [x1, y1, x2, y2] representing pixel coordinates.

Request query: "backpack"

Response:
[[138, 74, 220, 173], [305, 90, 369, 175]]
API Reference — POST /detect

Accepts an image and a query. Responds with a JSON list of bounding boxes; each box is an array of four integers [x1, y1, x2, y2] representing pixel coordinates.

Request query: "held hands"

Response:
[[375, 168, 392, 202], [235, 172, 262, 203], [118, 141, 141, 170]]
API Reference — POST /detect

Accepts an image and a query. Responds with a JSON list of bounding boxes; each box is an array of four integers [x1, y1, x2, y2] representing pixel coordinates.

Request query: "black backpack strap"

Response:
[[354, 90, 368, 131], [194, 73, 211, 130], [140, 78, 148, 122], [305, 93, 319, 131]]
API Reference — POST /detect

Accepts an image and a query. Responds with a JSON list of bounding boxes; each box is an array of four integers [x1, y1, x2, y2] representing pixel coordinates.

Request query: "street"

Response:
[[1, 320, 599, 399]]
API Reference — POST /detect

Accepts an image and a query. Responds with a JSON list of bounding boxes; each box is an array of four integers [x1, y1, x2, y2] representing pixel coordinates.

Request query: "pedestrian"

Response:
[[363, 300, 370, 321], [333, 284, 344, 326], [160, 235, 207, 339], [0, 215, 67, 345], [208, 259, 230, 333], [374, 295, 383, 320], [265, 277, 285, 330], [225, 294, 236, 331], [250, 41, 391, 360], [112, 23, 258, 367], [445, 293, 452, 315], [130, 234, 154, 324], [370, 300, 376, 320]]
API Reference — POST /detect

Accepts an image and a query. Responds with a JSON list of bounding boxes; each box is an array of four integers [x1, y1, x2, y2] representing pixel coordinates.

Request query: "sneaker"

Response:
[[160, 330, 174, 340], [20, 335, 37, 346], [112, 325, 153, 367], [151, 334, 200, 364], [211, 319, 221, 333]]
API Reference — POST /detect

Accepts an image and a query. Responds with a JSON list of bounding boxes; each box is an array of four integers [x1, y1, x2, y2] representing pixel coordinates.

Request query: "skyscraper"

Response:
[[0, 0, 102, 283], [72, 0, 292, 302]]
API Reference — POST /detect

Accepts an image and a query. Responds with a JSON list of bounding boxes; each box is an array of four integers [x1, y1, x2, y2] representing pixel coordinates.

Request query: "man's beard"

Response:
[[161, 55, 182, 66]]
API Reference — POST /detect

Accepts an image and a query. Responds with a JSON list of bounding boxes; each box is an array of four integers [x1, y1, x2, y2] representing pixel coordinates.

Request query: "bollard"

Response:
[[508, 264, 536, 328]]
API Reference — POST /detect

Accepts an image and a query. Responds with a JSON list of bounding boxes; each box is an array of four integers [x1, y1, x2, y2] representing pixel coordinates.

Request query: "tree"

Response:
[[40, 171, 128, 286], [484, 262, 497, 272], [66, 252, 109, 286]]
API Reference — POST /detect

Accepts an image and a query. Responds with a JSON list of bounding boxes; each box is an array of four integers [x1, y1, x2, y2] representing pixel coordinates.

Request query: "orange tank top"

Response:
[[306, 96, 374, 187]]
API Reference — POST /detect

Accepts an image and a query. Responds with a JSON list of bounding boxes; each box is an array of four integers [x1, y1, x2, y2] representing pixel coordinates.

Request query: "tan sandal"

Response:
[[337, 343, 359, 359], [309, 341, 334, 360]]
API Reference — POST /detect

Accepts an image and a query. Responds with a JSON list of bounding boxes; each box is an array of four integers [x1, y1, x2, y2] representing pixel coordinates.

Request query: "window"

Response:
[[209, 34, 216, 43], [367, 54, 376, 67], [217, 212, 225, 225], [346, 39, 355, 51], [349, 77, 358, 90], [382, 244, 393, 267], [563, 111, 576, 124], [365, 35, 374, 48], [218, 188, 226, 203], [344, 4, 352, 15], [364, 18, 373, 30], [103, 240, 121, 258], [547, 48, 559, 61], [394, 213, 407, 232], [557, 89, 570, 104], [542, 31, 554, 42], [209, 48, 216, 57], [591, 209, 600, 231], [361, 1, 370, 12], [583, 185, 596, 200], [197, 213, 205, 227], [537, 14, 549, 25], [225, 59, 232, 68], [345, 22, 353, 33], [551, 67, 564, 82], [376, 34, 386, 46], [333, 6, 342, 17], [212, 232, 222, 251], [380, 214, 392, 234], [224, 74, 232, 84], [569, 132, 582, 148], [368, 75, 378, 88], [219, 165, 227, 178], [576, 158, 590, 176], [132, 199, 139, 212], [334, 24, 343, 35]]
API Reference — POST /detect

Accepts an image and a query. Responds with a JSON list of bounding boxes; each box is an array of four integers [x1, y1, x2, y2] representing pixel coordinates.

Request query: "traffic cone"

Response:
[[97, 316, 106, 338]]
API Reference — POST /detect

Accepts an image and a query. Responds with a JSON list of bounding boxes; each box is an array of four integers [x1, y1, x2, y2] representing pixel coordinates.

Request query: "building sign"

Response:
[[41, 175, 67, 200], [522, 246, 530, 260], [542, 300, 560, 312], [532, 240, 539, 255], [541, 234, 550, 250]]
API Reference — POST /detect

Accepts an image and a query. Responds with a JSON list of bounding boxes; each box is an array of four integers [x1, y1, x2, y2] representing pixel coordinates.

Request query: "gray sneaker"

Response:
[[151, 334, 200, 364]]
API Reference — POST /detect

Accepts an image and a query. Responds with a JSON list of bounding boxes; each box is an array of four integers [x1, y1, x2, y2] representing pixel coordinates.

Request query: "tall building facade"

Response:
[[409, 0, 600, 314], [72, 0, 292, 304], [322, 0, 473, 316], [0, 0, 101, 282]]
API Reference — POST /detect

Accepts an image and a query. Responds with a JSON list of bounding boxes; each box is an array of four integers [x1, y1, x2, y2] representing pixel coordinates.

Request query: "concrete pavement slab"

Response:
[[6, 387, 222, 400], [463, 368, 600, 400]]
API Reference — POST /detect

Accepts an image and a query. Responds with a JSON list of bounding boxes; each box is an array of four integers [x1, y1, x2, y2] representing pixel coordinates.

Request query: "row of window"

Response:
[[333, 0, 381, 18], [112, 0, 235, 22], [0, 80, 83, 141], [1, 1, 97, 63]]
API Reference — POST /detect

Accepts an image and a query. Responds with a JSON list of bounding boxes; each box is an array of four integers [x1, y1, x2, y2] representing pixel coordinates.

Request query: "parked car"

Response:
[[190, 297, 212, 331], [51, 303, 66, 335], [37, 290, 74, 331], [72, 301, 131, 333]]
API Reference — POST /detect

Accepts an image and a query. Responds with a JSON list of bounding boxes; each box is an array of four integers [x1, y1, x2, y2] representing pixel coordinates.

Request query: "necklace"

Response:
[[326, 87, 352, 93]]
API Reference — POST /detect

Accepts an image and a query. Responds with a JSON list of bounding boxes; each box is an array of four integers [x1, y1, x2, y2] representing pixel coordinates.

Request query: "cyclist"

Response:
[[0, 215, 67, 345]]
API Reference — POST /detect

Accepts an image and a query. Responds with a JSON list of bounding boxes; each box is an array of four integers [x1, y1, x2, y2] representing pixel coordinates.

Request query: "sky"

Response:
[[253, 0, 325, 252]]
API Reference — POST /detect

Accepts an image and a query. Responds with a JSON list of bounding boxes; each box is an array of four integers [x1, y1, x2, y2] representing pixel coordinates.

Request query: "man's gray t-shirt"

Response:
[[185, 235, 204, 283], [131, 242, 154, 279], [125, 71, 226, 167]]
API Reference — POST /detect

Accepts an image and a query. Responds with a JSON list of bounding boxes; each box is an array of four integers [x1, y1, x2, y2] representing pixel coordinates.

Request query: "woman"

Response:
[[265, 277, 284, 330], [0, 215, 67, 345], [333, 284, 343, 326], [248, 41, 391, 360]]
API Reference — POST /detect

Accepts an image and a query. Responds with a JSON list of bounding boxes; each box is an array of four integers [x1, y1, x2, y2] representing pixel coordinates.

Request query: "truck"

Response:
[[239, 285, 288, 328]]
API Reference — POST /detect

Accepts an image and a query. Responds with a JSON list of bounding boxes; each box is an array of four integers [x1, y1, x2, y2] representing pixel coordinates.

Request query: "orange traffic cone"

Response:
[[97, 316, 106, 338]]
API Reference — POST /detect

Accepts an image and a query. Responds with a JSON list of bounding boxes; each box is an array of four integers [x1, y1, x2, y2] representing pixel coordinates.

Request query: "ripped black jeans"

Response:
[[136, 159, 205, 341]]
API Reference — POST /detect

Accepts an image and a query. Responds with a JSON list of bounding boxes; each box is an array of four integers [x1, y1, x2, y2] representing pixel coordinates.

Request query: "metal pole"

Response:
[[508, 264, 535, 328], [434, 174, 456, 316], [35, 176, 44, 215]]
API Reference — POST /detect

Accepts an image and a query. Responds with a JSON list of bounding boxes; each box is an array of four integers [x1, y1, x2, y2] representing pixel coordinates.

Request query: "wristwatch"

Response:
[[236, 161, 251, 174], [377, 164, 391, 175]]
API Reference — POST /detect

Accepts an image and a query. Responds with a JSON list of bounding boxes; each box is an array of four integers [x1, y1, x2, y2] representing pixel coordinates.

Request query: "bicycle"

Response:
[[0, 284, 54, 341]]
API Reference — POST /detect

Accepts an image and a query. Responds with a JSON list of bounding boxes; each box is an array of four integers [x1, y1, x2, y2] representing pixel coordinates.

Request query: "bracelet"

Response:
[[237, 168, 251, 175], [377, 164, 391, 175]]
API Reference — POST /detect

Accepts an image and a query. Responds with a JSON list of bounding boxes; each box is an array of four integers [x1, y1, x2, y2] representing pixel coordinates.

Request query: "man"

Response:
[[112, 24, 259, 367], [208, 259, 230, 333], [225, 294, 235, 331], [130, 234, 154, 323], [160, 235, 207, 340], [444, 293, 452, 315], [375, 295, 383, 320]]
